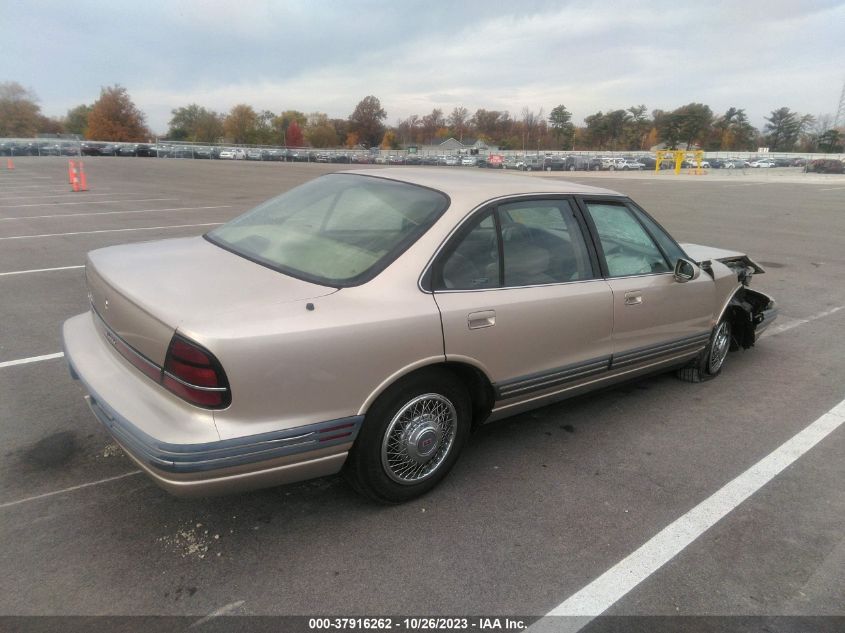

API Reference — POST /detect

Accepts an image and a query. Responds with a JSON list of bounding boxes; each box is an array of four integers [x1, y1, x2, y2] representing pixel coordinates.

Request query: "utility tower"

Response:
[[835, 79, 845, 128]]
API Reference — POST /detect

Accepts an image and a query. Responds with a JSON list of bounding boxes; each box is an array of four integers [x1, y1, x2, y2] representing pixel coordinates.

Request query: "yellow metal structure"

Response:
[[654, 150, 706, 175]]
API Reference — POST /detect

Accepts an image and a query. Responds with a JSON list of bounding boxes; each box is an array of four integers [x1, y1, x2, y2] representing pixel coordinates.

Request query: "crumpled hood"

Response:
[[680, 243, 765, 274]]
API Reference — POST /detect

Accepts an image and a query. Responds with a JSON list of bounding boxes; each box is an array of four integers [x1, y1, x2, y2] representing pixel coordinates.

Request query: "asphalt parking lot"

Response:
[[0, 158, 842, 628]]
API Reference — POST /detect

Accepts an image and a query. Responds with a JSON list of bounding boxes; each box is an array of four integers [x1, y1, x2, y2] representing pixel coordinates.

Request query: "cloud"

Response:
[[2, 0, 843, 133]]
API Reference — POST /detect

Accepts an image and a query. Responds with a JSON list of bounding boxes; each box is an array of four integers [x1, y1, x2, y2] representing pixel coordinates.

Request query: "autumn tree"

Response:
[[712, 107, 756, 151], [653, 109, 681, 148], [86, 85, 149, 141], [421, 108, 445, 144], [254, 110, 277, 145], [63, 104, 92, 137], [584, 112, 605, 148], [397, 114, 421, 145], [223, 104, 258, 144], [624, 105, 651, 150], [344, 131, 360, 148], [471, 109, 506, 141], [270, 110, 306, 145], [380, 130, 399, 150], [349, 96, 386, 147], [306, 113, 339, 147], [675, 103, 713, 149], [286, 120, 305, 147], [168, 104, 224, 142], [447, 106, 469, 141], [548, 104, 575, 149], [0, 82, 43, 137], [330, 118, 348, 144]]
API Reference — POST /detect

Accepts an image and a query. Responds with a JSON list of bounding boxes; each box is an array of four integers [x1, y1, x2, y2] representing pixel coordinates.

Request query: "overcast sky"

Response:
[[2, 0, 843, 134]]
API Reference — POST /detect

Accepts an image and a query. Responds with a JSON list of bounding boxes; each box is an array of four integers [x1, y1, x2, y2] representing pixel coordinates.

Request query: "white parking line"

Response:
[[0, 352, 65, 368], [763, 305, 844, 336], [0, 265, 85, 277], [0, 192, 147, 201], [0, 198, 176, 208], [0, 471, 143, 510], [0, 222, 222, 241], [0, 187, 78, 193], [537, 397, 845, 630], [0, 204, 231, 221], [189, 601, 247, 628], [819, 187, 845, 191]]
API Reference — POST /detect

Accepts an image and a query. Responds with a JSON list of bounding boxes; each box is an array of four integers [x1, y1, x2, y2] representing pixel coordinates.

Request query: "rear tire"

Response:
[[677, 319, 732, 383], [344, 369, 471, 503]]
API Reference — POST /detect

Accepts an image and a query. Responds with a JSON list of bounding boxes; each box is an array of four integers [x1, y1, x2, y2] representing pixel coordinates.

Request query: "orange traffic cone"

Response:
[[78, 162, 88, 191], [68, 160, 76, 184], [6, 158, 13, 170]]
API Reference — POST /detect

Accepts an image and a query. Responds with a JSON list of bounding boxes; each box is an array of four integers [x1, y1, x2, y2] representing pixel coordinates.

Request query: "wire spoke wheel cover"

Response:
[[381, 393, 457, 485], [709, 321, 731, 374]]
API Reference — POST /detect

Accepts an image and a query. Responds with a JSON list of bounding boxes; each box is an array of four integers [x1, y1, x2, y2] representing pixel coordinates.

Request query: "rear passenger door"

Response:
[[430, 198, 614, 402]]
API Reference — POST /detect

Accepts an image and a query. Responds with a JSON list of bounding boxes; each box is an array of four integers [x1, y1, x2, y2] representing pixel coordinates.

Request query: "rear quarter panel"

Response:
[[199, 280, 445, 440]]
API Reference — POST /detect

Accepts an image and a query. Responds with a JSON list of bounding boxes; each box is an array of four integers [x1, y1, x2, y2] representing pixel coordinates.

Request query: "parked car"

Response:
[[750, 159, 775, 168], [63, 169, 777, 502], [58, 143, 80, 156], [219, 148, 245, 160], [99, 144, 118, 156], [192, 146, 213, 159], [542, 156, 566, 171], [38, 143, 62, 156], [619, 158, 646, 170], [461, 156, 478, 167], [805, 159, 844, 174], [117, 144, 138, 157], [246, 149, 265, 161], [136, 144, 157, 157]]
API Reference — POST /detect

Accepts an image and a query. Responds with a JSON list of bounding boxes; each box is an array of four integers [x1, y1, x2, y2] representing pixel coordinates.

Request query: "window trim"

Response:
[[624, 199, 690, 264], [425, 194, 603, 293], [576, 196, 674, 279]]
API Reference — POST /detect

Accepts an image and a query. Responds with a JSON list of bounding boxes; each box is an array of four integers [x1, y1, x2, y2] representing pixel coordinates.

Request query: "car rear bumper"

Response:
[[62, 311, 363, 497]]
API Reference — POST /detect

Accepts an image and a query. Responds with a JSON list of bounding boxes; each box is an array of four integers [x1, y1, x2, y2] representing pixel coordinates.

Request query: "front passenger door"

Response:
[[581, 200, 714, 368]]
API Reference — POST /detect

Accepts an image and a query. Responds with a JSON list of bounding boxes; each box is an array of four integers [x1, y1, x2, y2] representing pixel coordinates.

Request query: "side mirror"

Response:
[[674, 258, 700, 283]]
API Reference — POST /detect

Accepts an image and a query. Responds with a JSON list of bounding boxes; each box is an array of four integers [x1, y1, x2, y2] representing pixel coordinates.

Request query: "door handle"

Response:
[[467, 310, 496, 329], [624, 291, 643, 305]]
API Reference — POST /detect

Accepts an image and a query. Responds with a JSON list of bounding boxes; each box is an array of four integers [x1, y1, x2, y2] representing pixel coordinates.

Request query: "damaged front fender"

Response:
[[724, 288, 778, 349]]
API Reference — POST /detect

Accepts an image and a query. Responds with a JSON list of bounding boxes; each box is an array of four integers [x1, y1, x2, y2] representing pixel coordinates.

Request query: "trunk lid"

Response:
[[86, 236, 336, 364]]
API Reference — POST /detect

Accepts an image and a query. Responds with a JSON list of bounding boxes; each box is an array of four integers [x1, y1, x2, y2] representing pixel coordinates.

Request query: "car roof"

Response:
[[340, 167, 623, 202]]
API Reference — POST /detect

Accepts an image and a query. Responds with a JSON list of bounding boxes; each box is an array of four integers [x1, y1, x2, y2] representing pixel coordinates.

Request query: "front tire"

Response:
[[677, 319, 732, 383], [344, 369, 471, 503]]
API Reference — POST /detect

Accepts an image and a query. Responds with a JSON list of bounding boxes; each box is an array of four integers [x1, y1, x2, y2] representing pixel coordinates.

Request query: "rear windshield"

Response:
[[206, 174, 449, 287]]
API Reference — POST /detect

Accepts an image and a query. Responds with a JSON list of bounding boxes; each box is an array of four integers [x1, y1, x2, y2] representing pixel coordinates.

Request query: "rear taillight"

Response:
[[162, 335, 231, 408]]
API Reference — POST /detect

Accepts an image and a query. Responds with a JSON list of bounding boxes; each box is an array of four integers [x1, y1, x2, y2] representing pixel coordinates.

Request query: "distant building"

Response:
[[420, 137, 499, 154]]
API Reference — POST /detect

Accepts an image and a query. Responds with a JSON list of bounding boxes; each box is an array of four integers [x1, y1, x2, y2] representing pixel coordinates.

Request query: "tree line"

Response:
[[1, 81, 842, 153]]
